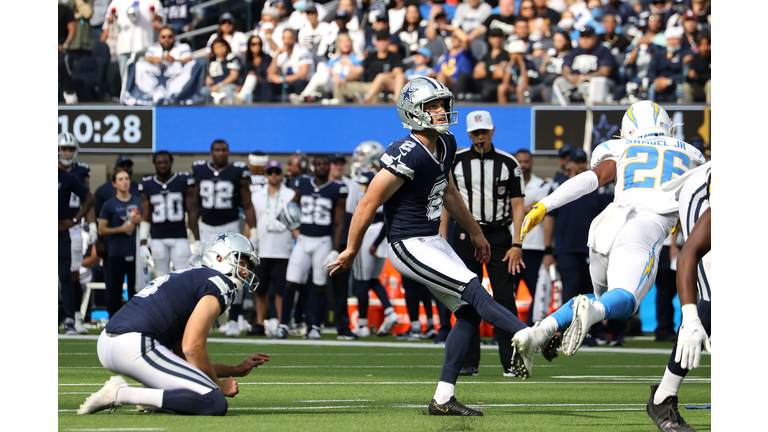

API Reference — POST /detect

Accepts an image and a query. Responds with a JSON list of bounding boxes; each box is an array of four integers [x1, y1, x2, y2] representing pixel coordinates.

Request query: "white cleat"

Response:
[[353, 326, 371, 338], [225, 320, 241, 338], [562, 295, 600, 356], [304, 326, 322, 340], [74, 312, 88, 335], [263, 318, 279, 337], [511, 322, 548, 379], [376, 312, 399, 336], [77, 376, 128, 414]]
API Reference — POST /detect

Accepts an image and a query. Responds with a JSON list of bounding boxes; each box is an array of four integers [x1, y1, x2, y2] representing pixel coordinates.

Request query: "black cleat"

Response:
[[428, 397, 483, 416], [647, 385, 697, 432], [541, 333, 562, 362], [458, 366, 479, 376]]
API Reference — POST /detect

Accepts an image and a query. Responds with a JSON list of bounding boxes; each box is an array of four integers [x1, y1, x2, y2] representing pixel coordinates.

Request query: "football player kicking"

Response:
[[139, 151, 201, 278], [77, 233, 270, 416], [327, 77, 553, 416], [191, 139, 259, 337], [273, 155, 348, 340], [646, 162, 711, 432], [512, 101, 707, 378]]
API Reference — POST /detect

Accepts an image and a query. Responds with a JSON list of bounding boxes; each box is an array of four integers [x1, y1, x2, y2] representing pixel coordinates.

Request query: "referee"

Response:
[[442, 110, 526, 377]]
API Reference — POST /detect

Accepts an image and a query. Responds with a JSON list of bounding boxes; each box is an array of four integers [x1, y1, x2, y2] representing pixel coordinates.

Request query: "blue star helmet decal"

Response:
[[212, 234, 229, 245], [401, 85, 416, 103]]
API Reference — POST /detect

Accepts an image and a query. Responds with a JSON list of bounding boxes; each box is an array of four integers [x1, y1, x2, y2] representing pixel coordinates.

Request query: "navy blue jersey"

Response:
[[99, 194, 142, 257], [294, 175, 348, 237], [65, 162, 91, 218], [105, 267, 235, 349], [59, 168, 89, 221], [564, 44, 615, 75], [191, 161, 250, 226], [380, 132, 458, 243], [139, 173, 195, 239]]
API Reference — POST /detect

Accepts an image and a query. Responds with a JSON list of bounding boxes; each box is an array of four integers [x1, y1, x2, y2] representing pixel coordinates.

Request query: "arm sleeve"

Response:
[[540, 170, 599, 212]]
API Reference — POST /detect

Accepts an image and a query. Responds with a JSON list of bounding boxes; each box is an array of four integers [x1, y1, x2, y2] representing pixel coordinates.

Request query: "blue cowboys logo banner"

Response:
[[122, 59, 207, 106]]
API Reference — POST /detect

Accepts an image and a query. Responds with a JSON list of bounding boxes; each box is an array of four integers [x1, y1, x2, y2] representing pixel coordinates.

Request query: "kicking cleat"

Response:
[[77, 376, 128, 414], [428, 397, 483, 416], [563, 295, 600, 356], [458, 366, 478, 376], [541, 333, 562, 362], [647, 385, 697, 432], [376, 312, 399, 336]]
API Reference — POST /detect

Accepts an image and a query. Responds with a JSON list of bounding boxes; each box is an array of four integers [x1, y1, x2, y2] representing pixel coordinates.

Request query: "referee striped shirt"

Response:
[[452, 146, 525, 225]]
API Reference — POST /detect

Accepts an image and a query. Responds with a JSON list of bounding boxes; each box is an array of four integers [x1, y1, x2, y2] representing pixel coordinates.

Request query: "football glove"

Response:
[[267, 219, 288, 233], [323, 250, 340, 268], [675, 304, 711, 370], [521, 202, 548, 241], [192, 240, 203, 256], [250, 227, 259, 256], [87, 222, 98, 246], [139, 245, 155, 268]]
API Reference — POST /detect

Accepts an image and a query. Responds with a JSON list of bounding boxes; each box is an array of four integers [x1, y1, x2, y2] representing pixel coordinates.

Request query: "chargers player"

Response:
[[274, 155, 348, 340], [139, 151, 201, 278], [58, 132, 98, 334], [327, 77, 544, 416], [512, 101, 707, 377], [192, 139, 259, 337], [647, 162, 711, 432], [77, 233, 270, 416]]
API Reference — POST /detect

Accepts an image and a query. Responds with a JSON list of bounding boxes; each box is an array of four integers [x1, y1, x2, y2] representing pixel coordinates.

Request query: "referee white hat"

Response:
[[466, 110, 494, 132]]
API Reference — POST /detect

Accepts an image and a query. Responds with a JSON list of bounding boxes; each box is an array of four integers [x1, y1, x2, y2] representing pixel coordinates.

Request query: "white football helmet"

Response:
[[200, 233, 260, 292], [396, 77, 458, 133], [620, 100, 673, 139], [58, 132, 79, 167], [351, 140, 385, 174]]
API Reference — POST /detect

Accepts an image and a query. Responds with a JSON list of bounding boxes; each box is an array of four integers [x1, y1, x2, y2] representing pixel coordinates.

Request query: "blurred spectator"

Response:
[[602, 0, 637, 25], [552, 25, 615, 105], [235, 35, 274, 103], [206, 12, 248, 57], [680, 9, 702, 53], [452, 0, 492, 34], [529, 29, 572, 103], [365, 12, 402, 55], [404, 47, 436, 80], [690, 0, 711, 25], [622, 17, 660, 103], [293, 33, 365, 104], [426, 5, 453, 42], [163, 0, 200, 36], [98, 168, 142, 319], [268, 28, 316, 102], [257, 6, 281, 56], [631, 12, 667, 49], [317, 9, 366, 57], [59, 3, 78, 104], [601, 13, 630, 54], [201, 38, 241, 103], [297, 5, 331, 57], [647, 0, 672, 22], [647, 26, 688, 102], [556, 9, 577, 39], [272, 0, 295, 43], [144, 27, 192, 65], [471, 0, 516, 41], [288, 1, 327, 31], [498, 40, 540, 103], [334, 29, 405, 103], [395, 3, 428, 57], [472, 27, 509, 101], [533, 0, 561, 25], [511, 17, 533, 54], [387, 0, 407, 35], [325, 0, 361, 32], [518, 0, 537, 24], [682, 33, 709, 104], [664, 0, 692, 30], [90, 0, 109, 41], [420, 0, 457, 22], [60, 0, 94, 65], [106, 0, 164, 82], [435, 31, 473, 94]]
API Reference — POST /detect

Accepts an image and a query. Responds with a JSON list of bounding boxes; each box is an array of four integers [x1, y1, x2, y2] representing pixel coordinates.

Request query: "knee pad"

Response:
[[454, 305, 481, 328]]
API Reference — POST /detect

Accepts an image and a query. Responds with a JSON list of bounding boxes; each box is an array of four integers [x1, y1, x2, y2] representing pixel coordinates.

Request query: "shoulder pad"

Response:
[[233, 161, 248, 168], [192, 160, 207, 166], [76, 162, 90, 170], [142, 175, 153, 182]]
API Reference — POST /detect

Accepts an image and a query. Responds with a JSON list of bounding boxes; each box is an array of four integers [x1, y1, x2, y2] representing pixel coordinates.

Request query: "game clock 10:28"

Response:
[[57, 107, 154, 152]]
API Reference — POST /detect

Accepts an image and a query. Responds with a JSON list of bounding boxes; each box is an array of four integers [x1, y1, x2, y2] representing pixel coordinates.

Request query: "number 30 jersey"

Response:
[[139, 173, 195, 239], [292, 175, 348, 238], [591, 136, 705, 217], [191, 161, 250, 226], [379, 131, 457, 243]]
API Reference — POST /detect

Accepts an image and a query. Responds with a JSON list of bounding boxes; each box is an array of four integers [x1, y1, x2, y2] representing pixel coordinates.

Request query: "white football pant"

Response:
[[150, 238, 191, 277], [286, 235, 333, 286]]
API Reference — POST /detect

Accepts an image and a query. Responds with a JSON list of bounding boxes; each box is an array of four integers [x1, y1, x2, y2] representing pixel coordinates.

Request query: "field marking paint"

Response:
[[61, 429, 165, 431], [297, 400, 375, 402]]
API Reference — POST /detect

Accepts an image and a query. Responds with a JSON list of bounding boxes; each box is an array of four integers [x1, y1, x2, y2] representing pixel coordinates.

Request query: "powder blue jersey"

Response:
[[191, 161, 250, 226], [292, 175, 348, 238], [105, 267, 235, 349], [379, 131, 457, 243], [139, 173, 195, 239]]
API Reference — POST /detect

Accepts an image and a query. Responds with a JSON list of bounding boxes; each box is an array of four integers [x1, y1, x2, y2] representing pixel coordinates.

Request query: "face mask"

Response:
[[558, 18, 574, 30], [294, 0, 307, 11], [668, 44, 681, 53]]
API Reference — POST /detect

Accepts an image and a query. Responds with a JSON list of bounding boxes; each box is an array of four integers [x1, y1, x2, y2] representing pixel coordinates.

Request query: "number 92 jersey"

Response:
[[191, 161, 250, 226], [292, 174, 348, 237], [379, 131, 457, 243], [139, 173, 195, 239], [591, 136, 705, 217]]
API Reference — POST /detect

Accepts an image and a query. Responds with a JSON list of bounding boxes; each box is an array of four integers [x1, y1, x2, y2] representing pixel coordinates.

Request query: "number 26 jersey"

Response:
[[292, 175, 348, 238], [191, 161, 250, 226]]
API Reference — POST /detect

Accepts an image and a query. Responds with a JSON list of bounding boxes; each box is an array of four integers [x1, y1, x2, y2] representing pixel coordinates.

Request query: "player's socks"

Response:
[[370, 279, 393, 310], [162, 388, 228, 416], [403, 283, 422, 322], [549, 294, 597, 332], [460, 278, 527, 335], [539, 316, 560, 336], [433, 381, 455, 405], [117, 386, 163, 407], [439, 306, 481, 385], [654, 368, 686, 405], [229, 303, 243, 323], [309, 288, 328, 328], [355, 279, 369, 319], [595, 289, 635, 320], [280, 290, 296, 326]]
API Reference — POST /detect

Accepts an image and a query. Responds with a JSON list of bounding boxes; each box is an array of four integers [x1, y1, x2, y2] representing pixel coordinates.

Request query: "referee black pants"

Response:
[[453, 226, 519, 372]]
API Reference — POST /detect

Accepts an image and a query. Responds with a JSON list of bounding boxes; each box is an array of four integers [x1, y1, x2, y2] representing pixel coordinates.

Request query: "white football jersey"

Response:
[[591, 136, 706, 223]]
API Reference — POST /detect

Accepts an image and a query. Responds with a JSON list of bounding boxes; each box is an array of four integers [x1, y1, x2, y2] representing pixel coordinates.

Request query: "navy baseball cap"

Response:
[[115, 155, 133, 167], [219, 12, 235, 23], [330, 152, 346, 163], [335, 9, 350, 19], [265, 160, 282, 173], [557, 144, 572, 158], [570, 148, 588, 162], [579, 25, 596, 37]]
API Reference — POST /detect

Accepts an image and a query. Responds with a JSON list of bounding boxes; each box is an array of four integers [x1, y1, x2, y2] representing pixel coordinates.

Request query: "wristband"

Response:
[[511, 243, 523, 249], [544, 246, 553, 255], [139, 221, 151, 241], [681, 303, 699, 321]]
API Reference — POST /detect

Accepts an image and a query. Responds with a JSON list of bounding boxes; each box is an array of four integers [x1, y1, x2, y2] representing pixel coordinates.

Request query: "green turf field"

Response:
[[58, 332, 710, 432]]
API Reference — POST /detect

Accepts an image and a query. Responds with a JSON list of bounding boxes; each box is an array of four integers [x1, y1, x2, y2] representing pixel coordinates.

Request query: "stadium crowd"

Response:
[[58, 0, 711, 105]]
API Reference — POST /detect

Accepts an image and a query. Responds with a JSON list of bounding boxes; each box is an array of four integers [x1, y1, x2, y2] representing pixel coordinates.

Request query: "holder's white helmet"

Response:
[[396, 77, 458, 134], [58, 132, 79, 167], [620, 100, 673, 139], [200, 233, 260, 293]]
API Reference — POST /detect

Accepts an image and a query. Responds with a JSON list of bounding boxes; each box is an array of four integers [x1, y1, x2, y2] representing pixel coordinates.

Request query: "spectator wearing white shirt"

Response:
[[387, 0, 408, 35], [257, 6, 281, 56], [288, 1, 327, 31], [206, 12, 248, 58], [297, 5, 332, 57], [452, 0, 492, 34], [267, 28, 315, 101], [248, 161, 297, 334], [316, 9, 366, 58], [270, 0, 295, 51], [106, 0, 164, 81], [144, 27, 192, 65], [201, 38, 241, 103]]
